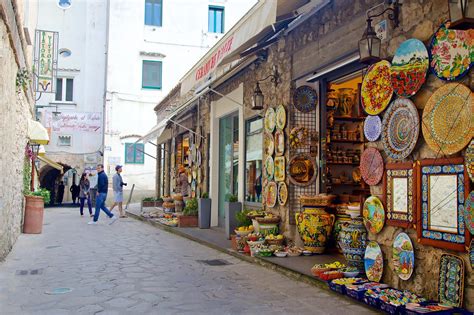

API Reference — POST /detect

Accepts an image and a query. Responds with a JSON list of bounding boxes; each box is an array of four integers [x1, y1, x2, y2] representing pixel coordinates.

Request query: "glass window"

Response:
[[55, 78, 62, 101], [208, 6, 224, 33], [142, 60, 162, 89], [65, 78, 73, 101], [124, 143, 145, 164], [245, 117, 263, 203], [145, 0, 162, 26], [58, 0, 72, 9], [55, 78, 74, 102]]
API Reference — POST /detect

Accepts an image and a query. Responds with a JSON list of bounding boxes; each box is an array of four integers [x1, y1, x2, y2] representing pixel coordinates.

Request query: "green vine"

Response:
[[22, 157, 31, 194], [16, 68, 31, 93]]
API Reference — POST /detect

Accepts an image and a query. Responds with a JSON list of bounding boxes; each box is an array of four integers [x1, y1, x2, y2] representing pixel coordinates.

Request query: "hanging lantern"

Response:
[[358, 18, 381, 65], [448, 0, 474, 29], [251, 82, 264, 111]]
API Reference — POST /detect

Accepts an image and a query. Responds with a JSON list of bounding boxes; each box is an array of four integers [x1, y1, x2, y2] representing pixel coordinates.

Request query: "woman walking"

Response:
[[79, 173, 93, 217]]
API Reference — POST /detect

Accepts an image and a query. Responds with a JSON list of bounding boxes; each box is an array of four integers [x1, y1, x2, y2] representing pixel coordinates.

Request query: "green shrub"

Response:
[[28, 188, 51, 204], [226, 194, 238, 202], [201, 192, 209, 199], [143, 197, 163, 202], [183, 198, 198, 216], [236, 209, 252, 227]]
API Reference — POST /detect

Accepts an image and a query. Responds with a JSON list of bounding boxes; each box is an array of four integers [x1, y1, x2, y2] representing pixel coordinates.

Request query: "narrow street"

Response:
[[0, 207, 373, 315]]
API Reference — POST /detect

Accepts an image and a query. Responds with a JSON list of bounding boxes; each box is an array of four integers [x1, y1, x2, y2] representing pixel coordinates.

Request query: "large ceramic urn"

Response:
[[338, 217, 367, 272], [295, 207, 335, 254]]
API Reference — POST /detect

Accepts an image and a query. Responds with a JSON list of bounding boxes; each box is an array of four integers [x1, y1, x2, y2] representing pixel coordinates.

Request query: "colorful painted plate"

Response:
[[187, 170, 192, 184], [382, 98, 420, 160], [277, 182, 288, 206], [422, 83, 473, 155], [265, 181, 277, 208], [196, 150, 202, 166], [470, 240, 474, 269], [393, 233, 415, 281], [289, 126, 308, 149], [276, 104, 286, 130], [364, 115, 382, 142], [264, 133, 274, 156], [288, 154, 317, 186], [463, 191, 474, 235], [361, 60, 394, 115], [265, 107, 276, 133], [192, 168, 197, 180], [274, 130, 285, 156], [360, 147, 384, 186], [391, 39, 429, 97], [466, 140, 474, 182], [363, 196, 385, 234], [430, 25, 473, 81], [264, 156, 274, 180], [195, 126, 202, 149], [293, 85, 318, 113], [274, 156, 286, 182], [364, 241, 383, 282], [191, 179, 196, 192], [438, 254, 465, 307]]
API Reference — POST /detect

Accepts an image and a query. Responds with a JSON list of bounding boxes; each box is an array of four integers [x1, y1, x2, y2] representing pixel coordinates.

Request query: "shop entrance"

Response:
[[39, 163, 71, 206]]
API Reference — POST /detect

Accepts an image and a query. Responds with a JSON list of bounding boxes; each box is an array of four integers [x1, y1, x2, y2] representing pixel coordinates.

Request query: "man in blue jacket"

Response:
[[88, 164, 117, 225]]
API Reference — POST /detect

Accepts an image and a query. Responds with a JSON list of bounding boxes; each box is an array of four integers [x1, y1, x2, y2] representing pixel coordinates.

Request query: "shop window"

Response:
[[145, 0, 162, 27], [55, 78, 74, 102], [125, 143, 145, 164], [57, 135, 72, 146], [245, 117, 263, 203], [208, 6, 224, 33], [142, 60, 162, 89]]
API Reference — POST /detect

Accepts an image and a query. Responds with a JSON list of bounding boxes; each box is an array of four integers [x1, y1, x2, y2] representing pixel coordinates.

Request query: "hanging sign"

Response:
[[34, 30, 58, 93]]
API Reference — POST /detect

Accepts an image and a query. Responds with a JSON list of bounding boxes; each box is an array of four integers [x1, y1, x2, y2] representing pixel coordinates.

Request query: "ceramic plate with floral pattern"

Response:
[[274, 156, 286, 182], [438, 254, 464, 307], [364, 115, 382, 142], [392, 232, 415, 281], [360, 147, 384, 186], [463, 191, 474, 235], [264, 155, 274, 180], [364, 241, 383, 282], [264, 107, 276, 133], [274, 130, 285, 156], [265, 181, 277, 208], [278, 182, 288, 206], [264, 132, 274, 156], [293, 86, 318, 113], [363, 196, 385, 234], [276, 104, 286, 130], [361, 60, 394, 115]]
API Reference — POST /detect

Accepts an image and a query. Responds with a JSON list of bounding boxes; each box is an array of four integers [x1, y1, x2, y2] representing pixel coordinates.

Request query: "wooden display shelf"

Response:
[[333, 116, 365, 122], [330, 182, 360, 186], [330, 139, 364, 144], [327, 162, 359, 166]]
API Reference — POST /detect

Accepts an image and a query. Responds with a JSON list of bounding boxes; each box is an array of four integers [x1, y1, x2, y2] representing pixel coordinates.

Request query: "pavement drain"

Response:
[[44, 287, 73, 295], [16, 269, 43, 275], [197, 259, 232, 266], [46, 245, 61, 249]]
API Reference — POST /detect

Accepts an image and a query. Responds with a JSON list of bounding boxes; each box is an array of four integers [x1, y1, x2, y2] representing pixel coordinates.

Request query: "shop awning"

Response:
[[138, 118, 170, 144], [28, 119, 49, 145], [37, 155, 63, 173]]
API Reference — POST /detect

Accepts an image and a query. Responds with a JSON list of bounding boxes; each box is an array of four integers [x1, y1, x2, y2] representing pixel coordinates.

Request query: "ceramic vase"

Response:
[[295, 207, 335, 254], [332, 214, 352, 253], [338, 217, 367, 272]]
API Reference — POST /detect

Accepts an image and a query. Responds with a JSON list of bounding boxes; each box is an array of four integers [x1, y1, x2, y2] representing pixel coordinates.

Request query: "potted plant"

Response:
[[198, 192, 211, 229], [178, 197, 198, 227], [231, 209, 253, 250], [142, 197, 156, 208], [225, 194, 242, 239], [24, 188, 50, 234]]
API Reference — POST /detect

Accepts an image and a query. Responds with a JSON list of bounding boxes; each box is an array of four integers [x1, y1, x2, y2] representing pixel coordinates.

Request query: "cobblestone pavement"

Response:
[[0, 207, 375, 314]]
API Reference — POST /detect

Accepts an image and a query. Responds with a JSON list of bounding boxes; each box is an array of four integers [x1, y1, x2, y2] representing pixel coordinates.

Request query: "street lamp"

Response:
[[448, 0, 474, 29], [251, 65, 281, 111]]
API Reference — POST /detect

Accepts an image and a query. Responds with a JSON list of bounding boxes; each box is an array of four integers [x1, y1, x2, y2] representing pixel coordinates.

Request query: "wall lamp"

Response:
[[252, 65, 281, 111]]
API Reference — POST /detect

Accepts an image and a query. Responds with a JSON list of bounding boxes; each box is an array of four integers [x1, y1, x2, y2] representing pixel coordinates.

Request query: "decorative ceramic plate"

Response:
[[197, 167, 202, 184], [466, 140, 474, 182], [264, 156, 274, 180], [360, 147, 384, 186], [289, 126, 308, 149], [391, 39, 429, 97], [470, 240, 474, 269], [293, 85, 318, 113], [430, 25, 473, 81], [278, 182, 288, 206], [352, 167, 361, 183], [392, 233, 415, 281], [264, 133, 274, 156], [274, 130, 285, 156], [463, 191, 474, 235], [196, 150, 202, 166], [422, 83, 473, 155], [363, 196, 385, 234], [438, 254, 465, 307], [364, 241, 383, 282], [192, 168, 197, 180], [361, 60, 394, 115], [274, 156, 286, 182], [364, 115, 382, 142], [276, 104, 286, 130], [382, 98, 420, 160], [288, 154, 317, 186], [265, 107, 276, 133], [265, 181, 277, 208], [187, 170, 192, 184]]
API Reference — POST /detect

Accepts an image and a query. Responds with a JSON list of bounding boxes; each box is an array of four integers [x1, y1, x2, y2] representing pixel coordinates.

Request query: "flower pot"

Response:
[[224, 201, 241, 240], [23, 195, 44, 234], [142, 201, 155, 208], [198, 198, 211, 229], [295, 207, 335, 254], [338, 217, 367, 272], [178, 215, 198, 227]]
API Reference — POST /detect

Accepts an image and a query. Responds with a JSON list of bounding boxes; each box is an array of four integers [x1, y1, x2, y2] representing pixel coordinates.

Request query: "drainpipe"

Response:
[[101, 0, 111, 164]]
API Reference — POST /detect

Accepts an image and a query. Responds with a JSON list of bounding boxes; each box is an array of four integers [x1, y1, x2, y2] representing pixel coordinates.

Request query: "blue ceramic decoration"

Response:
[[364, 115, 382, 142], [438, 254, 464, 307], [392, 233, 414, 280], [293, 85, 318, 113]]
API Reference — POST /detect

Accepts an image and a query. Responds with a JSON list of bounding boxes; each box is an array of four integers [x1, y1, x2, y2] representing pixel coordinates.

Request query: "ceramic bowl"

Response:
[[234, 230, 251, 237], [343, 271, 359, 278], [302, 250, 313, 256], [274, 251, 288, 258]]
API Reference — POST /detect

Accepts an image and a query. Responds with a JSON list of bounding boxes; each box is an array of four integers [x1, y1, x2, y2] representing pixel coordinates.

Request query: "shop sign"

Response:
[[44, 111, 102, 133], [34, 30, 58, 93]]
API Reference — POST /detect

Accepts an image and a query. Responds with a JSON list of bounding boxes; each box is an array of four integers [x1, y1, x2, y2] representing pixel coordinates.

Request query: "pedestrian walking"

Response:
[[57, 181, 65, 205], [70, 182, 80, 204], [110, 165, 127, 218], [79, 173, 93, 217], [178, 166, 189, 197], [88, 164, 117, 225]]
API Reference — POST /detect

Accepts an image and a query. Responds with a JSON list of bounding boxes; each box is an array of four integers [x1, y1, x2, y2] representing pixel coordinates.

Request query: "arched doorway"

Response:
[[39, 163, 71, 206]]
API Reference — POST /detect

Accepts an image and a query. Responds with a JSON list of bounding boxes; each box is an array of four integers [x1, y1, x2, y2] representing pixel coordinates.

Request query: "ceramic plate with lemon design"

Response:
[[264, 107, 276, 133], [277, 182, 288, 206], [275, 104, 286, 130], [264, 155, 274, 180], [265, 181, 277, 208]]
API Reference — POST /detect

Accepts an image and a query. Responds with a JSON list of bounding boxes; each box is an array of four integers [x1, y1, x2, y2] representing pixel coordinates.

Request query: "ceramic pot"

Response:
[[332, 214, 352, 253], [295, 207, 335, 254], [338, 217, 367, 272]]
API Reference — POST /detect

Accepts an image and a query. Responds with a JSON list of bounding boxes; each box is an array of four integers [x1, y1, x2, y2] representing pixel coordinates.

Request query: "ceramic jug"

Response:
[[295, 207, 335, 253]]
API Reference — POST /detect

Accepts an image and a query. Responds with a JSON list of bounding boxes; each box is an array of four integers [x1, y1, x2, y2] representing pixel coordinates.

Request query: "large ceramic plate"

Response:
[[422, 83, 473, 155], [264, 156, 274, 180], [195, 126, 202, 149], [274, 156, 286, 181], [363, 196, 385, 234], [288, 154, 317, 186], [463, 191, 474, 235], [293, 86, 317, 113], [438, 254, 465, 307], [264, 133, 274, 156], [265, 181, 277, 208], [391, 39, 429, 97], [289, 126, 308, 149], [274, 130, 285, 156], [265, 107, 276, 133], [276, 104, 286, 130], [392, 233, 415, 281], [364, 115, 382, 142], [361, 60, 394, 115], [278, 182, 288, 206], [466, 140, 474, 182], [382, 98, 420, 160], [360, 147, 384, 186], [364, 241, 383, 282], [470, 240, 474, 269], [430, 25, 473, 81]]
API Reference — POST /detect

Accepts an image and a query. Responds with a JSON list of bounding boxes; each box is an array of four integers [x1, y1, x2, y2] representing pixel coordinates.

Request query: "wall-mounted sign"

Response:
[[34, 30, 59, 93], [44, 111, 102, 133]]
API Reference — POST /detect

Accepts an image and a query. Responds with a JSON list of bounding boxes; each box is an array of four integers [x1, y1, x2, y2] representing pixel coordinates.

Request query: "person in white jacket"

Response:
[[110, 165, 127, 218]]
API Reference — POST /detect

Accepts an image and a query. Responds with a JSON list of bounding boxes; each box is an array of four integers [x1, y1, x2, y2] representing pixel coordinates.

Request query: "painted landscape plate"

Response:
[[274, 156, 286, 182], [430, 25, 473, 81], [264, 133, 274, 156], [361, 60, 394, 115], [438, 254, 465, 307], [264, 155, 274, 180], [265, 181, 277, 208], [360, 147, 384, 186], [393, 233, 415, 281], [466, 140, 474, 182], [276, 104, 287, 130], [364, 115, 382, 142], [265, 107, 276, 133], [293, 85, 318, 113], [364, 241, 383, 282], [463, 191, 474, 235], [391, 39, 429, 98], [422, 83, 473, 155], [274, 130, 285, 156], [382, 98, 420, 160], [363, 196, 385, 234], [278, 182, 288, 206]]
